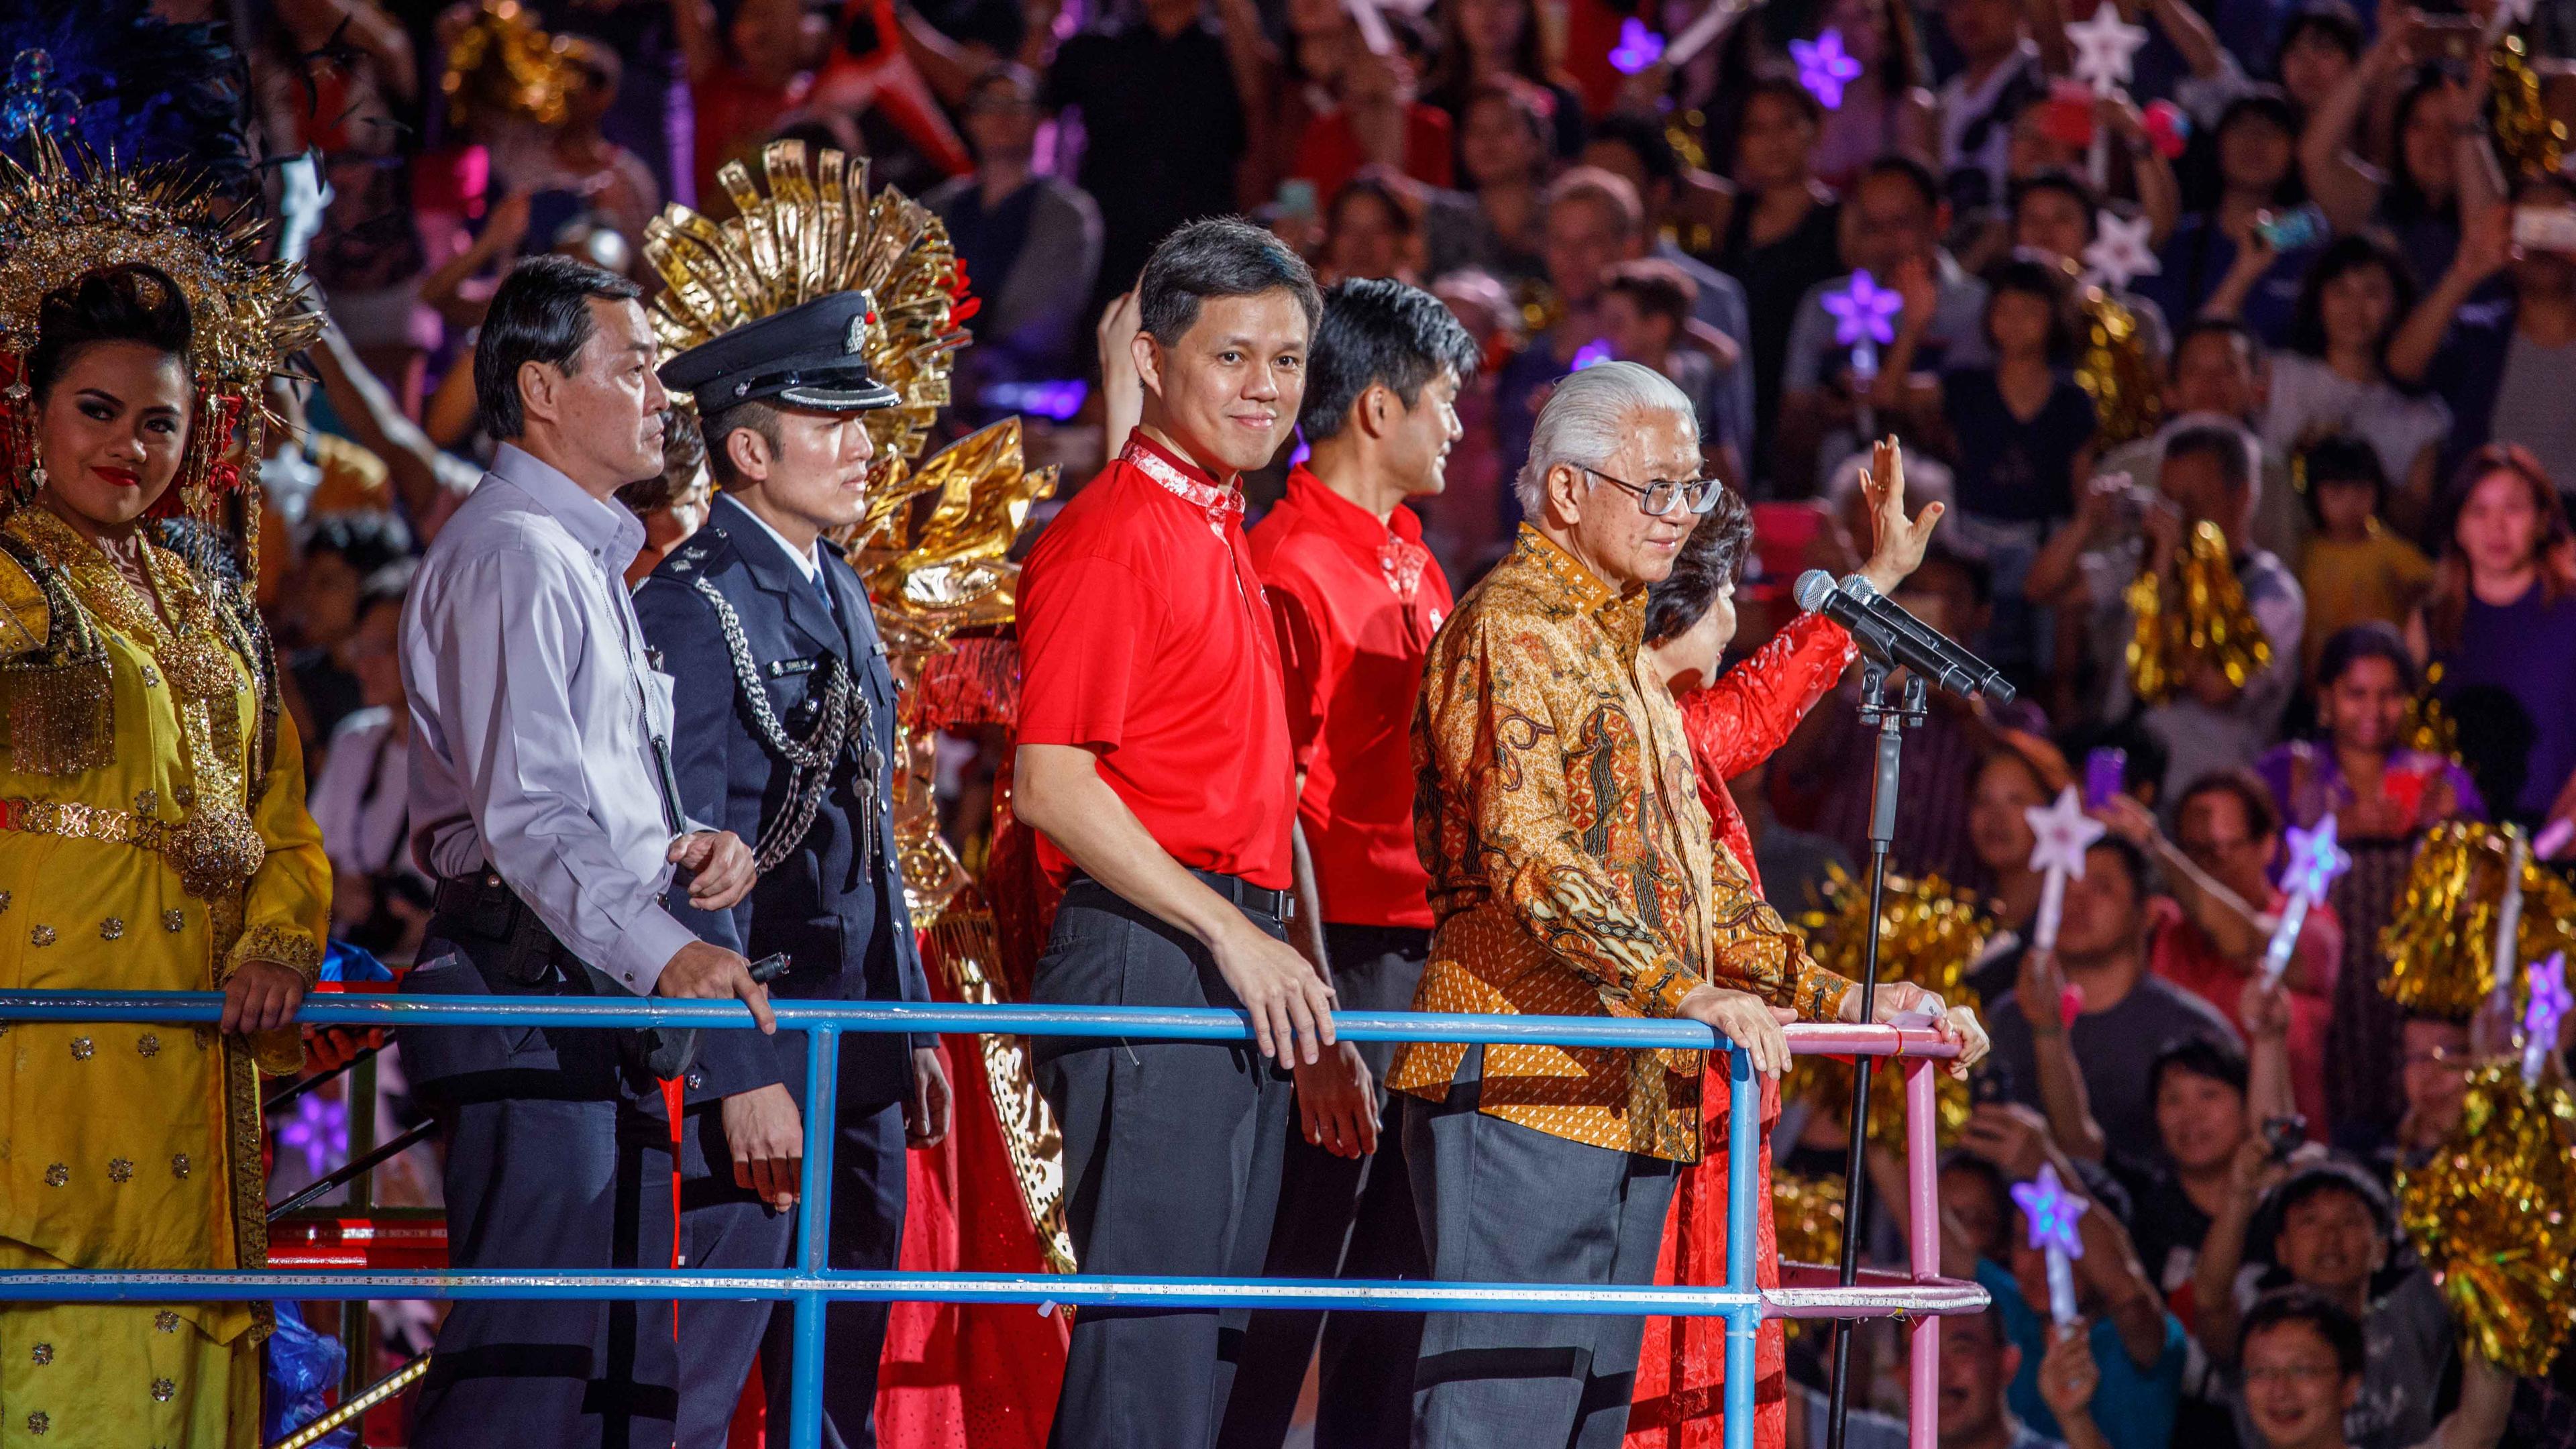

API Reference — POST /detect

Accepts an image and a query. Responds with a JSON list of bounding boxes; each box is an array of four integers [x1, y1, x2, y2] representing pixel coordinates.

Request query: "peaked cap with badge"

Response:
[[657, 289, 901, 416]]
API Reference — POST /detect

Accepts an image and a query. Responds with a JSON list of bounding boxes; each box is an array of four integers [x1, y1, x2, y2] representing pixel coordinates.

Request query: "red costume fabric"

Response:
[[1629, 613, 1854, 1449]]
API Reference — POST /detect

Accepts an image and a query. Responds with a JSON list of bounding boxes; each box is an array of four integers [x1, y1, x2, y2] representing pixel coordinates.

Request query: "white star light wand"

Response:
[[2025, 786, 2105, 955], [2068, 1, 2147, 189], [2262, 816, 2351, 987]]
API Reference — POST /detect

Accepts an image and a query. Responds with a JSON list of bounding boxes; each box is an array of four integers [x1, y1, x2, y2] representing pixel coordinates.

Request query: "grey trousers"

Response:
[[1033, 881, 1295, 1449], [1403, 1051, 1681, 1449]]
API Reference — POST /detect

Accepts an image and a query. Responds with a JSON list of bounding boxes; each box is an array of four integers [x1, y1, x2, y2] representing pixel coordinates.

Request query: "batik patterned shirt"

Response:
[[1388, 526, 1855, 1161]]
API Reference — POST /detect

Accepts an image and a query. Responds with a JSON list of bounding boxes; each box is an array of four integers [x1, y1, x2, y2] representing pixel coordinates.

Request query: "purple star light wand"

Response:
[[1789, 28, 1864, 109], [2261, 814, 2350, 985], [2524, 952, 2571, 1087], [2012, 1163, 2090, 1328]]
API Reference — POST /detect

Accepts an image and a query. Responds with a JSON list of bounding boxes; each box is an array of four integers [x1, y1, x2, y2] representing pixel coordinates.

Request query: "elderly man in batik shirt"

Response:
[[1391, 361, 1986, 1448]]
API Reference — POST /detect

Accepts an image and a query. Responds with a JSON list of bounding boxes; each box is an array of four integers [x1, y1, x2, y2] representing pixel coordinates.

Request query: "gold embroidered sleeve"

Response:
[[1429, 621, 1705, 1018], [224, 922, 324, 985], [235, 698, 331, 991], [1704, 843, 1847, 1020]]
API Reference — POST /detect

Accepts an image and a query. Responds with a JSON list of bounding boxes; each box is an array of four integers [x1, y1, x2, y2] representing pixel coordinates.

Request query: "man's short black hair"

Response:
[[473, 254, 643, 441], [1136, 217, 1323, 348], [303, 511, 415, 576], [2275, 2, 2365, 67], [2150, 1033, 2249, 1101], [2009, 168, 2100, 237], [2176, 765, 2282, 842], [2270, 1160, 2398, 1244], [2164, 423, 2256, 494], [2173, 316, 2266, 374], [1298, 278, 1480, 443], [2241, 1287, 2368, 1379], [1857, 154, 1943, 213], [2087, 833, 2163, 903], [700, 398, 786, 487], [1585, 111, 1682, 189]]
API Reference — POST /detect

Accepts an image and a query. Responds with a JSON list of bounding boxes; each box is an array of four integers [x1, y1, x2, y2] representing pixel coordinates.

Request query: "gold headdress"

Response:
[[0, 137, 316, 568], [647, 140, 970, 494], [646, 138, 1069, 1269], [442, 0, 582, 130], [2126, 519, 2271, 704]]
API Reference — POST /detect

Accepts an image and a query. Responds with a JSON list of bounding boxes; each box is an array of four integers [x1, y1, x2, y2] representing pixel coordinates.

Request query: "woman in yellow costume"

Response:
[[0, 143, 330, 1448]]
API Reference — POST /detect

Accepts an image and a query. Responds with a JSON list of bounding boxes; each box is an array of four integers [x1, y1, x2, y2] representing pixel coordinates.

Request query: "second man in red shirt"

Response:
[[1220, 278, 1481, 1449]]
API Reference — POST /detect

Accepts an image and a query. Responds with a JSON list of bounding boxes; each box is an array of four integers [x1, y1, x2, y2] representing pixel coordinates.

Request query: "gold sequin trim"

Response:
[[163, 908, 184, 932], [226, 923, 322, 985], [44, 1163, 66, 1186], [138, 1032, 159, 1057], [155, 1311, 178, 1332], [30, 924, 53, 946], [0, 796, 265, 901], [68, 1036, 90, 1060], [107, 1158, 132, 1183], [99, 916, 123, 941]]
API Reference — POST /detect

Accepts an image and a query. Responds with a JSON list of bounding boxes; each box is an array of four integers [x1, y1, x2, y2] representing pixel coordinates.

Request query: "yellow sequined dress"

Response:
[[0, 504, 329, 1448]]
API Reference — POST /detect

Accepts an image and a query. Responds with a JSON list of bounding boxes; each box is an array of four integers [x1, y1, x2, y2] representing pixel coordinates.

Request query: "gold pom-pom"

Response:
[[1786, 866, 1994, 1150], [2380, 822, 2576, 1020], [1774, 1171, 1847, 1269], [2398, 1062, 2576, 1376], [2126, 520, 2273, 706], [2076, 285, 2163, 449]]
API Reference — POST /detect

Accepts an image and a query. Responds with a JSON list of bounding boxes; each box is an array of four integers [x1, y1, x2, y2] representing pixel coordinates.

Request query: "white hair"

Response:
[[1513, 360, 1700, 517]]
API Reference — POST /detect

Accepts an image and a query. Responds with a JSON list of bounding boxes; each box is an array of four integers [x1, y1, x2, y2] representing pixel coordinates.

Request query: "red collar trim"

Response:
[[1283, 466, 1433, 602], [1124, 434, 1244, 531]]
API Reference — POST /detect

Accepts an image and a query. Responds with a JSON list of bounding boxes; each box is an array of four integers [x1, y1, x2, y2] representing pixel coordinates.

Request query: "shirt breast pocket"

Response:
[[640, 666, 679, 741]]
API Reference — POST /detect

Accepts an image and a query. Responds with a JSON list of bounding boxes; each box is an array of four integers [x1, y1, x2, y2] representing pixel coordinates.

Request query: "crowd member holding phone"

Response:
[[2390, 173, 2576, 473]]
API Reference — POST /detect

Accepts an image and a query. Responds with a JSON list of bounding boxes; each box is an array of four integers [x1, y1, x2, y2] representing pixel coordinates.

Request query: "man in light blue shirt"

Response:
[[396, 254, 774, 1448]]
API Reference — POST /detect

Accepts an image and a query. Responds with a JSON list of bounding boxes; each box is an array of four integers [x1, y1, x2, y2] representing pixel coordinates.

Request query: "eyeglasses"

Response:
[[1579, 465, 1723, 519]]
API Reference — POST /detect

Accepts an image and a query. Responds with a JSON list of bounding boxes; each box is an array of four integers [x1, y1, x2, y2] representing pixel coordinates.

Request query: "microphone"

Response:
[[1793, 570, 2017, 705]]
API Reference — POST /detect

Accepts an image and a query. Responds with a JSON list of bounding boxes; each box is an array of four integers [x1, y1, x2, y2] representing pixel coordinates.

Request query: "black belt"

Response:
[[1070, 867, 1291, 922], [429, 871, 700, 1079]]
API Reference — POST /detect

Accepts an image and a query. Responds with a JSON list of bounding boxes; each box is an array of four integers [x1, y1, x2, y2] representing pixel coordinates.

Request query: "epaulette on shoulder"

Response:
[[665, 523, 735, 578]]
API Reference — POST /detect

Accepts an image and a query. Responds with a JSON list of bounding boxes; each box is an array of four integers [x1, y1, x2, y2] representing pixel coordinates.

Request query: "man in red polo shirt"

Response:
[[1216, 276, 1477, 1449], [1012, 217, 1338, 1449]]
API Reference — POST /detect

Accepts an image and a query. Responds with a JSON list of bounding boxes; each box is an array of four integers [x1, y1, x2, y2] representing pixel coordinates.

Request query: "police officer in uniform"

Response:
[[636, 290, 951, 1448]]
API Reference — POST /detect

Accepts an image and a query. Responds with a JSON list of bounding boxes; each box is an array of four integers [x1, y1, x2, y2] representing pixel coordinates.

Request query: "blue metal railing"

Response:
[[0, 993, 1976, 1449]]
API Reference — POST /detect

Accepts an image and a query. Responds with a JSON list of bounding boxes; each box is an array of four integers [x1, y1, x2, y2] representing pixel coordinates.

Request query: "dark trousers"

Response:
[[1032, 880, 1294, 1449], [1218, 924, 1431, 1449], [402, 933, 905, 1448], [750, 1098, 910, 1449], [1403, 1049, 1680, 1449]]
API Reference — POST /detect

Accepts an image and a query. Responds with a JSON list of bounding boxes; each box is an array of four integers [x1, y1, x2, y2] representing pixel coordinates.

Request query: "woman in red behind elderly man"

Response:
[[1628, 439, 1953, 1449]]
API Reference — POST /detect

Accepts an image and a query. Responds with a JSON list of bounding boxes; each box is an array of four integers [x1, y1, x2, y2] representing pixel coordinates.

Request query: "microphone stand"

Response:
[[1825, 659, 1926, 1449]]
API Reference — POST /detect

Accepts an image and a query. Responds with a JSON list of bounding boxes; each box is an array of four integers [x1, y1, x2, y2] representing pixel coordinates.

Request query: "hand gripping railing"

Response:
[[0, 994, 1986, 1449]]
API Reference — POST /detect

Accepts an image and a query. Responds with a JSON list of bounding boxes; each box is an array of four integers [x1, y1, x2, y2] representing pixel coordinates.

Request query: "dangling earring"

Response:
[[28, 462, 44, 492]]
